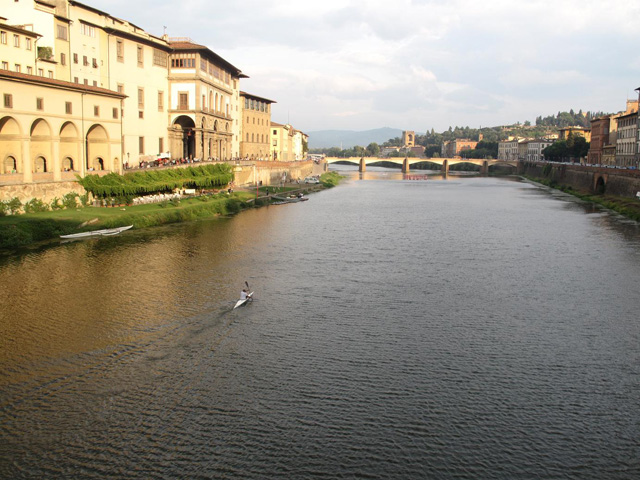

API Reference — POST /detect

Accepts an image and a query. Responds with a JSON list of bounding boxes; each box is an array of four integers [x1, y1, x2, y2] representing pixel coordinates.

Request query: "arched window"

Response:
[[34, 156, 47, 172], [62, 157, 74, 171], [4, 156, 17, 173]]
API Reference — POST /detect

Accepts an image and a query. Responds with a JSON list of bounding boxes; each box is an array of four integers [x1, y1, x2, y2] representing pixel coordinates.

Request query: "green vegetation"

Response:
[[542, 134, 590, 162], [0, 192, 255, 250], [77, 164, 233, 203], [320, 171, 344, 187]]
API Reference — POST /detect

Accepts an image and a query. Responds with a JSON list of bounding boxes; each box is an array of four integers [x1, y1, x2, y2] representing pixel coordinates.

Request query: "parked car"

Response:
[[304, 177, 320, 184]]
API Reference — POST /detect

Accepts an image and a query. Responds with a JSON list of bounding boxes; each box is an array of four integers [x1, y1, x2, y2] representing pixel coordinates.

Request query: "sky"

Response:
[[89, 0, 640, 134]]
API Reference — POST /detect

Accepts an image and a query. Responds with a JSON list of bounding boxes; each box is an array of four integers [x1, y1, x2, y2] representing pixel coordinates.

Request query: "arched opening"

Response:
[[595, 176, 606, 194], [86, 124, 109, 171], [30, 119, 52, 174], [60, 122, 80, 172], [0, 117, 21, 175], [34, 156, 47, 173], [62, 157, 74, 171], [4, 156, 17, 173], [173, 115, 196, 159]]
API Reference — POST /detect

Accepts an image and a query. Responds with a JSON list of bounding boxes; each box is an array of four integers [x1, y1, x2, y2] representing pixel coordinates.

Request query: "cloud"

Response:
[[87, 0, 640, 132]]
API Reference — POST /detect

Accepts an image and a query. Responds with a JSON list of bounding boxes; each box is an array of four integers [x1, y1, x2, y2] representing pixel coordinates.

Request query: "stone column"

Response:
[[52, 138, 61, 181], [359, 157, 366, 172], [22, 138, 32, 183]]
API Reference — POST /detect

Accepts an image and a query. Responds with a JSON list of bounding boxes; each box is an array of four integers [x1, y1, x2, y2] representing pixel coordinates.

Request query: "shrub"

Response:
[[24, 198, 50, 213], [50, 197, 63, 210], [62, 192, 79, 209], [7, 197, 22, 215], [0, 201, 7, 217], [79, 193, 90, 207]]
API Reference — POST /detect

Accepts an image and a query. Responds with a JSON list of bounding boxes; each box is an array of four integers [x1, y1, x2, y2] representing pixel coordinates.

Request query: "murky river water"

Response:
[[1, 167, 639, 479]]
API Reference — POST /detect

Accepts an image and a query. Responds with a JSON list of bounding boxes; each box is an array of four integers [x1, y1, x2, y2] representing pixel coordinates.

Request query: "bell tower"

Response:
[[402, 130, 415, 148]]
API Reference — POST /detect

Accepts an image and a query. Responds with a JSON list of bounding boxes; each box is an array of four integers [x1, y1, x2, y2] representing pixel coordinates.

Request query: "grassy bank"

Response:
[[0, 171, 347, 251], [522, 175, 640, 221], [0, 191, 255, 250]]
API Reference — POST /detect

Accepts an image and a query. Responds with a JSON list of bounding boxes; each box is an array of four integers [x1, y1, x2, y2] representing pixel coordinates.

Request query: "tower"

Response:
[[402, 131, 415, 148]]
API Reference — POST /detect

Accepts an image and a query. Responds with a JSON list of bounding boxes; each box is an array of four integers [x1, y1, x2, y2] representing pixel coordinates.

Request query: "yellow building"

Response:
[[167, 39, 246, 161], [240, 91, 275, 160], [1, 69, 125, 183]]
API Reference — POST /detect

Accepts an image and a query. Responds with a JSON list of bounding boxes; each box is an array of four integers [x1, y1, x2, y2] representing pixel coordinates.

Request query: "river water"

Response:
[[1, 167, 639, 479]]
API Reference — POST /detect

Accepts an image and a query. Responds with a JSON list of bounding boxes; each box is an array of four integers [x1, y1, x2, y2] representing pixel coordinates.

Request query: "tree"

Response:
[[366, 142, 380, 157]]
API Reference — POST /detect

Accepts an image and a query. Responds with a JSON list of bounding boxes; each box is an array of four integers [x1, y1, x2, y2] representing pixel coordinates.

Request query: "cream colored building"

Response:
[[3, 0, 172, 168], [240, 91, 274, 160], [292, 128, 308, 161], [167, 39, 245, 161], [1, 69, 124, 182]]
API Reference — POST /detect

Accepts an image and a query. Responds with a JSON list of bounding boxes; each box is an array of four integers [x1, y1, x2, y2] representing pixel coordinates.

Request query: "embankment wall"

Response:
[[0, 161, 316, 203], [522, 163, 640, 198]]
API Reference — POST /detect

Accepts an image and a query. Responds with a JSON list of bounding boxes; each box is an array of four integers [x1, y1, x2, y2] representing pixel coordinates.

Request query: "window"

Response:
[[159, 138, 164, 153], [138, 111, 144, 119], [93, 80, 97, 87], [94, 105, 99, 116], [38, 68, 43, 76], [14, 64, 20, 72], [26, 38, 32, 50], [4, 94, 12, 108], [171, 57, 195, 68], [13, 35, 20, 48], [137, 88, 144, 109], [48, 70, 53, 78], [83, 55, 88, 66], [153, 49, 167, 67], [117, 83, 124, 94], [80, 22, 96, 38], [158, 91, 164, 111], [65, 102, 72, 114], [73, 53, 78, 64], [137, 45, 143, 67], [139, 136, 144, 154], [36, 98, 43, 110], [0, 31, 6, 44], [112, 107, 118, 119], [84, 78, 88, 85], [56, 24, 68, 40], [116, 39, 124, 62], [178, 92, 188, 110], [27, 66, 32, 75], [92, 58, 97, 68], [73, 76, 78, 83], [60, 53, 66, 65], [1, 61, 7, 70]]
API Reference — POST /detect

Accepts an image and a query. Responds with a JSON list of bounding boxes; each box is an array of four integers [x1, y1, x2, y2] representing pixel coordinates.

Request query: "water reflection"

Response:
[[2, 168, 640, 479]]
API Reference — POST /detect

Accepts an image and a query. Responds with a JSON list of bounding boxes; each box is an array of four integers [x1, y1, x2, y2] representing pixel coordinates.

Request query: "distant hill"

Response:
[[308, 127, 406, 149]]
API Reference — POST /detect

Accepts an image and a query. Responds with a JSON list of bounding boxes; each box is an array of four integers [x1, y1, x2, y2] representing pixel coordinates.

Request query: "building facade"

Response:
[[587, 116, 610, 165], [615, 111, 637, 167], [240, 91, 274, 160], [1, 69, 124, 182], [167, 39, 245, 162]]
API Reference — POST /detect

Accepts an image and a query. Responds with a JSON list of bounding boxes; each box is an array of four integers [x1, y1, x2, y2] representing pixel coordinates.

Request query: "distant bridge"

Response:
[[325, 156, 519, 174]]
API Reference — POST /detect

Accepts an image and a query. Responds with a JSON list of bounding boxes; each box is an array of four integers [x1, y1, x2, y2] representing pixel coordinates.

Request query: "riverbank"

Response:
[[522, 174, 640, 221], [0, 171, 343, 252]]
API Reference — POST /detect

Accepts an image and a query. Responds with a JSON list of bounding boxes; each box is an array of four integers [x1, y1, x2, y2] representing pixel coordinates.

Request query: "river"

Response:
[[1, 167, 639, 479]]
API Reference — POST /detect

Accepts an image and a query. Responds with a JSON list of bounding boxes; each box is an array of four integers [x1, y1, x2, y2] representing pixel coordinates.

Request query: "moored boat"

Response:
[[60, 225, 133, 239]]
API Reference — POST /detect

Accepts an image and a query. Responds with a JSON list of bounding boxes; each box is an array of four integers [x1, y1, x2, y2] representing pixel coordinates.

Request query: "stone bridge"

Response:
[[325, 156, 519, 174]]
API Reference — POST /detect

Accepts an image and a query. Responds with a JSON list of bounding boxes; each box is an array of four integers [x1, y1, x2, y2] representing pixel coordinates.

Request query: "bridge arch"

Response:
[[594, 174, 606, 194]]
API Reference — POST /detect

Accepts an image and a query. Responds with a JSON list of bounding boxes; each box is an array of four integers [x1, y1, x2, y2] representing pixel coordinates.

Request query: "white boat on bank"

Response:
[[60, 225, 133, 239]]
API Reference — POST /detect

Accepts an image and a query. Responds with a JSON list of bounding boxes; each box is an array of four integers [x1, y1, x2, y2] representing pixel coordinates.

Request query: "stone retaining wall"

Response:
[[522, 163, 640, 198], [1, 161, 316, 204]]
